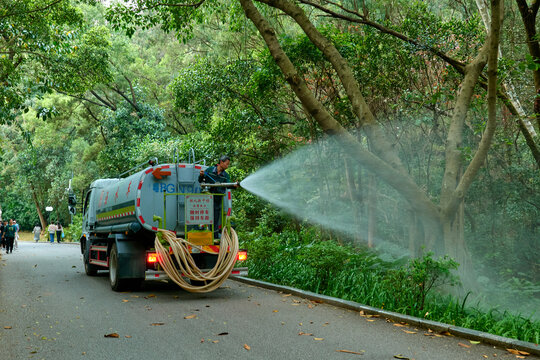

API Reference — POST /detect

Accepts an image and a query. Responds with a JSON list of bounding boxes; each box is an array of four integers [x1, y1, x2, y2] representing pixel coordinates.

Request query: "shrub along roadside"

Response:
[[242, 227, 540, 344]]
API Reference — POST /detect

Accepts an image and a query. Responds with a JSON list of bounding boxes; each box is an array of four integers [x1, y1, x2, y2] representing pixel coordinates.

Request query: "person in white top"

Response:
[[33, 224, 42, 242], [13, 220, 19, 249], [48, 223, 57, 243]]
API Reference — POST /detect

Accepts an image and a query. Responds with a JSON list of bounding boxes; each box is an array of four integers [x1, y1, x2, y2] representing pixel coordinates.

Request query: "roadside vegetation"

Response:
[[241, 221, 540, 344]]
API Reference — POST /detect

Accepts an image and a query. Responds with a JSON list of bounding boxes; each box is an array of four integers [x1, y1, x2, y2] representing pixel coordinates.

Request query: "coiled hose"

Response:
[[154, 226, 239, 293]]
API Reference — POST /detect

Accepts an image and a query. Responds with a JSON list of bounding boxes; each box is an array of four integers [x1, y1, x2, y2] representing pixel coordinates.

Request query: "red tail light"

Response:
[[237, 250, 247, 261], [147, 252, 158, 263]]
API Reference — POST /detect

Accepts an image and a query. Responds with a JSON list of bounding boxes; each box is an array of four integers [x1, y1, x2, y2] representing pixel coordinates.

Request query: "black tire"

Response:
[[84, 242, 98, 276], [109, 243, 143, 292], [109, 243, 126, 291]]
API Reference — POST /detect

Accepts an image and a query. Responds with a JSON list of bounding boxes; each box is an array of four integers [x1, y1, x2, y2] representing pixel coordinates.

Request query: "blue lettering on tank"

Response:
[[178, 184, 195, 193], [153, 183, 176, 193]]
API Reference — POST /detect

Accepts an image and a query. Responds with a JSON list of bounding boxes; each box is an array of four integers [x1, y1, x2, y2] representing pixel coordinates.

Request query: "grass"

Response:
[[16, 231, 74, 242]]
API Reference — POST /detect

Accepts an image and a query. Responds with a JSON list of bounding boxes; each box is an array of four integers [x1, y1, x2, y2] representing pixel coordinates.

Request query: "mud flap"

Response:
[[112, 236, 146, 279]]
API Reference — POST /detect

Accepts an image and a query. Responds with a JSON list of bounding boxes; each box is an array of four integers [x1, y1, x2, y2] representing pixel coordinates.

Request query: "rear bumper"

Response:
[[145, 267, 248, 281]]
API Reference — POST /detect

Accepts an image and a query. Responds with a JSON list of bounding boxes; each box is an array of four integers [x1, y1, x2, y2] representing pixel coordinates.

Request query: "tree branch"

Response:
[[90, 90, 117, 111], [109, 86, 140, 113], [0, 0, 65, 20], [141, 0, 205, 11]]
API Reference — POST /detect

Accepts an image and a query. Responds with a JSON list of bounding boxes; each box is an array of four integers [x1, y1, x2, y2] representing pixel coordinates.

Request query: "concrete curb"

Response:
[[230, 275, 539, 356]]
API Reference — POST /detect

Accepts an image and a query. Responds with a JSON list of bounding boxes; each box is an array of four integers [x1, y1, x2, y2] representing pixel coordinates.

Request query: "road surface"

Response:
[[0, 241, 535, 359]]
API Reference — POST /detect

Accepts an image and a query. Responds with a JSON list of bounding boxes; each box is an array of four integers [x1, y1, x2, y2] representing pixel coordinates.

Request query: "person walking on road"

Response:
[[33, 224, 42, 242], [3, 219, 17, 254], [56, 222, 63, 243], [48, 223, 57, 243], [13, 219, 19, 249], [0, 220, 5, 251]]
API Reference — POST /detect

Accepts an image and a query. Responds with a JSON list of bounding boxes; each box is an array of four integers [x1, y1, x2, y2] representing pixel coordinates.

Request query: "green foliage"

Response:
[[383, 252, 460, 311], [63, 214, 83, 242], [48, 26, 114, 93], [0, 190, 39, 230], [0, 0, 89, 120], [97, 101, 167, 175], [298, 240, 351, 287]]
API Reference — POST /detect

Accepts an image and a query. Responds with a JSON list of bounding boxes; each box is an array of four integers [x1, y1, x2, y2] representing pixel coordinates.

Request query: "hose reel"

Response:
[[154, 224, 239, 293]]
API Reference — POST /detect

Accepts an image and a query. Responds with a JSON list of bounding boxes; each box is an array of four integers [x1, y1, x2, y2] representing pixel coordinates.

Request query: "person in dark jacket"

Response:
[[3, 219, 17, 254], [198, 155, 237, 238], [56, 222, 63, 243]]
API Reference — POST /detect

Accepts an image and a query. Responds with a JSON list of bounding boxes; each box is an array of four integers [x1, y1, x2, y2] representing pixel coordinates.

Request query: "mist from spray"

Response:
[[240, 135, 411, 260], [240, 134, 538, 319]]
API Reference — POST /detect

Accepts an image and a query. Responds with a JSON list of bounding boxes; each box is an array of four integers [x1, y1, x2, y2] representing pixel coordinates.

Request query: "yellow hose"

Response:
[[154, 226, 239, 293]]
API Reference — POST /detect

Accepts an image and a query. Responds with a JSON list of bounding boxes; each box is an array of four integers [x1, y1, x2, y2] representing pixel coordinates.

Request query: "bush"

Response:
[[62, 214, 82, 242]]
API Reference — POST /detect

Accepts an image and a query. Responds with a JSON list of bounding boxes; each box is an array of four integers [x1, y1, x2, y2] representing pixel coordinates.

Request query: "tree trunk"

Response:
[[516, 0, 540, 131], [344, 157, 363, 244], [367, 174, 376, 248], [30, 183, 47, 230]]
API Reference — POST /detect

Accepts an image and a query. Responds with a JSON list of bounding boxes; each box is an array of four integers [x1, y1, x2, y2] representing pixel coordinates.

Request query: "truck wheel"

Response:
[[84, 245, 98, 276], [109, 243, 143, 291], [110, 243, 127, 291]]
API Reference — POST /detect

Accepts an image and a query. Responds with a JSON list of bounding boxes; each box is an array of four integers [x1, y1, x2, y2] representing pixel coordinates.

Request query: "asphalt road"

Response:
[[0, 241, 535, 360]]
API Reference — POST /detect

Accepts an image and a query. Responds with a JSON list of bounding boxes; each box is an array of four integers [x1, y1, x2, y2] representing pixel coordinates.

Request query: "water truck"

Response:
[[80, 157, 247, 292]]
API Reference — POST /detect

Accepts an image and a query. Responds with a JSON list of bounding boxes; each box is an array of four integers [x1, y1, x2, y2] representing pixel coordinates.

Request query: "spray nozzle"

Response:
[[200, 182, 240, 191]]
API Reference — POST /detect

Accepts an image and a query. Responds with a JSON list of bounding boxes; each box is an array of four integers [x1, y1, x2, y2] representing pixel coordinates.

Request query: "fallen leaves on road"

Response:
[[298, 332, 313, 336], [393, 355, 410, 359], [423, 332, 444, 338], [359, 311, 379, 318], [393, 323, 407, 327], [506, 349, 530, 356], [151, 322, 165, 326], [337, 349, 364, 355], [313, 337, 324, 341], [122, 299, 129, 303], [144, 294, 156, 299], [217, 332, 229, 336], [104, 333, 119, 338], [458, 343, 471, 348], [125, 335, 132, 338], [402, 330, 417, 334], [4, 326, 12, 329], [184, 314, 197, 319], [243, 344, 251, 351]]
